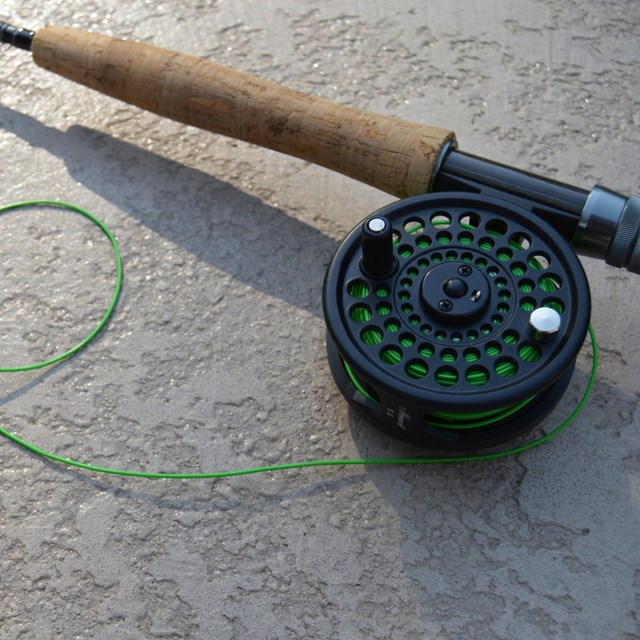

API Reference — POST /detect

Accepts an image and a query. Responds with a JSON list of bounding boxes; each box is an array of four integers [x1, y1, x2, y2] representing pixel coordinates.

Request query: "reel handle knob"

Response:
[[360, 217, 396, 278]]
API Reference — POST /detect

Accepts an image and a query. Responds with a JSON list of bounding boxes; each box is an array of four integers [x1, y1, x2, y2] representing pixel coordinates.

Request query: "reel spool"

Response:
[[323, 193, 591, 451]]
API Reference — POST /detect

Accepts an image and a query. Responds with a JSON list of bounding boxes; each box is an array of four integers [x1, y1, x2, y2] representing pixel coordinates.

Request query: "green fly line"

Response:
[[0, 201, 598, 479], [0, 200, 123, 372]]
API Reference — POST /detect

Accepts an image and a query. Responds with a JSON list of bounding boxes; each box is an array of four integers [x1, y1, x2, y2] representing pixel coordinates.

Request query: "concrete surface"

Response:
[[0, 0, 638, 638]]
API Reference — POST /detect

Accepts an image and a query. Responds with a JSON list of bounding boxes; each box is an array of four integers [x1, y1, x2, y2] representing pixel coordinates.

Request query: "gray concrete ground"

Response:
[[0, 0, 638, 638]]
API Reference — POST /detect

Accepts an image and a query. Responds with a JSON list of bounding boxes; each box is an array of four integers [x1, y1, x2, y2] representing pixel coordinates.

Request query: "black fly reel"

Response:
[[323, 193, 591, 451]]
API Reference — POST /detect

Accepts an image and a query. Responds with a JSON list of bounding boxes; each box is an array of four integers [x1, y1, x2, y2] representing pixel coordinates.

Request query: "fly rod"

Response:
[[1, 21, 638, 271], [0, 20, 635, 449]]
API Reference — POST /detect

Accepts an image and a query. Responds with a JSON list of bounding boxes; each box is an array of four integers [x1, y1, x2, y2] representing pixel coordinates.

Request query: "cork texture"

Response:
[[32, 25, 454, 198], [0, 1, 639, 638]]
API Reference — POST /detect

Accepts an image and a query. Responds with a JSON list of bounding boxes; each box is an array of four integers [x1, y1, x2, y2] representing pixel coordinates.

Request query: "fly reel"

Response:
[[323, 193, 591, 451]]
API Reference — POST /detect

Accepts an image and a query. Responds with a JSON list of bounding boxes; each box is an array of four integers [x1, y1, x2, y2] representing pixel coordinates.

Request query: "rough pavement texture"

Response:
[[0, 1, 638, 638]]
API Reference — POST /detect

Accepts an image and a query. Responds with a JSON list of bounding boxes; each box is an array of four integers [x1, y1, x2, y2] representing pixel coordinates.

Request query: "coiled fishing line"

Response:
[[0, 200, 123, 371], [0, 200, 598, 479]]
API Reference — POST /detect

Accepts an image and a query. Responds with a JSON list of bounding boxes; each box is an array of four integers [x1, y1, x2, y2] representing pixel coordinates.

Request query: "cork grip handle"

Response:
[[31, 25, 455, 198]]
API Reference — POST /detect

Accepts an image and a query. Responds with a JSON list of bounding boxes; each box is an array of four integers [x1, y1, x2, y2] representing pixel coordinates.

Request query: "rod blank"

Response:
[[0, 22, 34, 50]]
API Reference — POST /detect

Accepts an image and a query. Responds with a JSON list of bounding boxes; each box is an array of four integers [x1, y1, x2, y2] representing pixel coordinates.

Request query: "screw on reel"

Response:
[[323, 193, 591, 451]]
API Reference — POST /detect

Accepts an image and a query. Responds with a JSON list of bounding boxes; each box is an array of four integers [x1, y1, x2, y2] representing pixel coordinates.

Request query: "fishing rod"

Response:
[[0, 21, 636, 451]]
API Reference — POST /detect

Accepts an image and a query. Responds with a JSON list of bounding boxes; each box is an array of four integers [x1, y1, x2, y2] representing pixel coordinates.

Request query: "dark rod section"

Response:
[[0, 22, 34, 51], [434, 148, 640, 273], [435, 149, 589, 216]]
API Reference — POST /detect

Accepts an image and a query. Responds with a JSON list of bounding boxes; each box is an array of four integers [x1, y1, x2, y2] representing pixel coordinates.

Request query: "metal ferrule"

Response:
[[605, 194, 640, 273], [573, 186, 628, 260], [0, 22, 34, 50]]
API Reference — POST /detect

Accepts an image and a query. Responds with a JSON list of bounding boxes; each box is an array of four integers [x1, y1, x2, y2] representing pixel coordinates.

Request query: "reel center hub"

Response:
[[421, 262, 490, 321]]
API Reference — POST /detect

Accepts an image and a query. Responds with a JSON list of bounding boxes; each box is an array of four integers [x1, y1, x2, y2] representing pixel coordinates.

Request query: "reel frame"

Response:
[[323, 193, 591, 450]]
